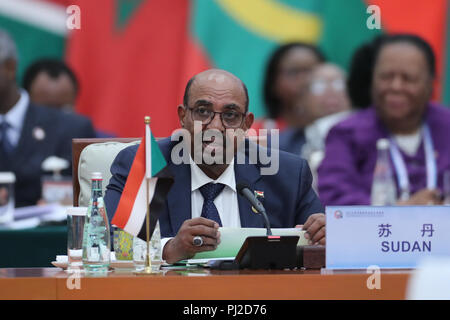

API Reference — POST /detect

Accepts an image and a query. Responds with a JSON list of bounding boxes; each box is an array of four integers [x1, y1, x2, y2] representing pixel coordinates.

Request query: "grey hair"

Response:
[[0, 30, 18, 63]]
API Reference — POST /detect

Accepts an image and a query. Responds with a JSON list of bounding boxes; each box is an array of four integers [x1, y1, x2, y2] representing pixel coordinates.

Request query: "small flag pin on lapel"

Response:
[[254, 190, 264, 198], [251, 190, 264, 213], [32, 127, 45, 141]]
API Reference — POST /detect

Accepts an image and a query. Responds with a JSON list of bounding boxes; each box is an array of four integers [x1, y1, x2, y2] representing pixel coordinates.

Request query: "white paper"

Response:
[[186, 257, 235, 265], [407, 256, 450, 300]]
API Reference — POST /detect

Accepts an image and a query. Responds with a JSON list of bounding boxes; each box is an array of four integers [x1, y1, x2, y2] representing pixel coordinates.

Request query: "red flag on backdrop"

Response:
[[65, 0, 210, 138]]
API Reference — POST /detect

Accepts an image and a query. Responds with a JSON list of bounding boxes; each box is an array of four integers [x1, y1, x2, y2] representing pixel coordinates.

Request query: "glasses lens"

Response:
[[311, 80, 326, 96], [191, 107, 243, 127], [221, 111, 243, 127], [192, 107, 212, 123], [331, 79, 345, 92]]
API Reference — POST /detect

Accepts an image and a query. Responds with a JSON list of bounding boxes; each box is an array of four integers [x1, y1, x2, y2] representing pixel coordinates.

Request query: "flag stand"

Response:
[[135, 116, 161, 275]]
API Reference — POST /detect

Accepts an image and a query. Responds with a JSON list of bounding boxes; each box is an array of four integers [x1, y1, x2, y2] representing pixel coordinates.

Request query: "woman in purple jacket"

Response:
[[318, 34, 450, 206]]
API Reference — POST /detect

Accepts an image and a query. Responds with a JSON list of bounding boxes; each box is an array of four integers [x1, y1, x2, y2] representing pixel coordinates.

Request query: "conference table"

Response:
[[0, 224, 412, 300], [0, 267, 411, 300]]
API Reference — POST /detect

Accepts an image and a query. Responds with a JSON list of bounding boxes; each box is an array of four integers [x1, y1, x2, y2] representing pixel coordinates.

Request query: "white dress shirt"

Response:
[[393, 129, 422, 157], [0, 90, 29, 147], [161, 157, 241, 253]]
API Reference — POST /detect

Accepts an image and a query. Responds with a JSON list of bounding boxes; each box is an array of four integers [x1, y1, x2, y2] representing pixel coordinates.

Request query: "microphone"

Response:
[[237, 182, 272, 235]]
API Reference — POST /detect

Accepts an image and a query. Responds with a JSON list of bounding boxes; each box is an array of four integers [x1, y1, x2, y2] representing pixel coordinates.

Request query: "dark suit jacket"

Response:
[[279, 128, 306, 156], [105, 138, 324, 238], [0, 103, 96, 207]]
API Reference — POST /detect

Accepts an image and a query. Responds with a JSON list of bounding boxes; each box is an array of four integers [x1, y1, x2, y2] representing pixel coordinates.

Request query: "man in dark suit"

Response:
[[23, 58, 116, 138], [279, 128, 306, 155], [0, 30, 96, 207], [105, 69, 325, 263]]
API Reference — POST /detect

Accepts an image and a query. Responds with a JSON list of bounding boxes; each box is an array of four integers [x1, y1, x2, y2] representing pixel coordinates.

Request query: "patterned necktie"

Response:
[[199, 183, 225, 226], [0, 121, 14, 156]]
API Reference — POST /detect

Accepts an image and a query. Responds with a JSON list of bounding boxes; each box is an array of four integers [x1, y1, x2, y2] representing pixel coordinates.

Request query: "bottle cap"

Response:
[[0, 172, 15, 183], [41, 156, 69, 172], [376, 138, 390, 150], [66, 206, 88, 216], [91, 172, 102, 180]]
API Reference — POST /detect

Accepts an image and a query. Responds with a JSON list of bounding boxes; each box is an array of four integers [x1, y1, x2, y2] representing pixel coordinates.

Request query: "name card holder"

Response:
[[326, 206, 450, 269]]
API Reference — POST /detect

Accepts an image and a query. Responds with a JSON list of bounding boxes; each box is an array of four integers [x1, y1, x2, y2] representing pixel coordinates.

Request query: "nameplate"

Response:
[[326, 206, 450, 269]]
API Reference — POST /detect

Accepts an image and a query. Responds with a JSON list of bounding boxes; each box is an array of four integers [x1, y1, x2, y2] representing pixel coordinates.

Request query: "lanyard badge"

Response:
[[389, 124, 437, 200]]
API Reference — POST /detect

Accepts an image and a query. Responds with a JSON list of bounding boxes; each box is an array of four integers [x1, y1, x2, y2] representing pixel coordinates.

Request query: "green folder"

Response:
[[191, 227, 308, 260]]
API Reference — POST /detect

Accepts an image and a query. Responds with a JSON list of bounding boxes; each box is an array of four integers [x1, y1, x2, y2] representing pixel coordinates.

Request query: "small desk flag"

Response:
[[112, 121, 173, 240]]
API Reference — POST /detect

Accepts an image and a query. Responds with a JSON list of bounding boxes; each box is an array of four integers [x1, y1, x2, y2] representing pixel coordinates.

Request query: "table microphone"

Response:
[[237, 182, 272, 235]]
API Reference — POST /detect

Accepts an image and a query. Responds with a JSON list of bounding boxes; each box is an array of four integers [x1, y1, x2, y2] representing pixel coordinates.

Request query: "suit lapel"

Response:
[[234, 157, 264, 228], [166, 160, 192, 235], [0, 145, 9, 169], [10, 103, 39, 169]]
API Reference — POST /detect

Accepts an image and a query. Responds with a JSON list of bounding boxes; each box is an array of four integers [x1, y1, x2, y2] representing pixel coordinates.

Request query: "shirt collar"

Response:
[[189, 156, 236, 193], [1, 90, 29, 131]]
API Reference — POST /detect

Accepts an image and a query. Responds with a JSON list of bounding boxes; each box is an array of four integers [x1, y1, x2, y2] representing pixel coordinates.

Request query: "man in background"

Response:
[[23, 58, 115, 138], [0, 30, 95, 207], [23, 58, 78, 112], [300, 63, 353, 191]]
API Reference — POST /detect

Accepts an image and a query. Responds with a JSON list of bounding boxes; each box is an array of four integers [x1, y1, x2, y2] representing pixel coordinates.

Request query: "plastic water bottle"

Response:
[[371, 139, 397, 206], [82, 172, 111, 272]]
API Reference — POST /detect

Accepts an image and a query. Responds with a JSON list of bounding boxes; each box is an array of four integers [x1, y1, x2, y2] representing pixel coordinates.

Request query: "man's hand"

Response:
[[162, 217, 221, 264], [298, 213, 326, 245], [397, 189, 443, 206]]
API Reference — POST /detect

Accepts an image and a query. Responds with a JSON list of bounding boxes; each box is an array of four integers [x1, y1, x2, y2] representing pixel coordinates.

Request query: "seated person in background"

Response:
[[299, 63, 353, 191], [346, 36, 385, 109], [22, 58, 115, 138], [23, 58, 78, 111], [0, 30, 96, 207], [105, 69, 325, 263], [318, 34, 450, 206], [252, 42, 325, 137]]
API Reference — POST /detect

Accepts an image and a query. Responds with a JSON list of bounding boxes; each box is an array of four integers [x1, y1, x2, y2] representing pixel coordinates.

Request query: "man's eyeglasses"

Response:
[[310, 79, 345, 96], [280, 66, 313, 78], [185, 106, 246, 128]]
